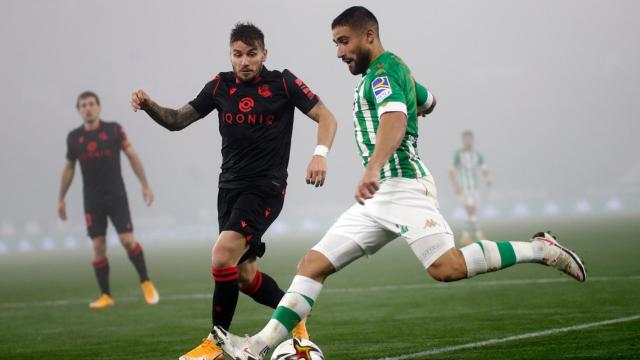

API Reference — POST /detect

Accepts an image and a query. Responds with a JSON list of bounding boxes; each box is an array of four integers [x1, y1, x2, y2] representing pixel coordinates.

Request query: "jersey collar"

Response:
[[364, 51, 391, 76], [83, 119, 102, 132]]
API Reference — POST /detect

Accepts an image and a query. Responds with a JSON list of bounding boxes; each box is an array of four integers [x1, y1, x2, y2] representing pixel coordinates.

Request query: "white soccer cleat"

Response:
[[531, 231, 587, 282], [212, 326, 265, 360]]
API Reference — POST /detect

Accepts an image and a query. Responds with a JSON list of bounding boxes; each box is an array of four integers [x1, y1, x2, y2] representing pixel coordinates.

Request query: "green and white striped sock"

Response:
[[252, 275, 323, 350], [461, 240, 544, 277]]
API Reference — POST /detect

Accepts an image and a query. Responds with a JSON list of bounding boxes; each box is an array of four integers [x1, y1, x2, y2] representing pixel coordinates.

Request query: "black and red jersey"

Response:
[[189, 67, 319, 188], [66, 121, 128, 199]]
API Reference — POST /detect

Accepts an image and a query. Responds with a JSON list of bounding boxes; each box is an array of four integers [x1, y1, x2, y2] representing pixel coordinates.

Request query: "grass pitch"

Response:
[[1, 215, 639, 359]]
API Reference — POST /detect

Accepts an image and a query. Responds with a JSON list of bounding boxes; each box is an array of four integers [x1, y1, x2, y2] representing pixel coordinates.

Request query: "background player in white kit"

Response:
[[212, 7, 587, 359], [450, 130, 492, 244]]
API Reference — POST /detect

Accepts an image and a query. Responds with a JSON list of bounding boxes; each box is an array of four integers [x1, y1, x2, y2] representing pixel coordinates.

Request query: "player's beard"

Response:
[[350, 49, 372, 76], [235, 63, 263, 83]]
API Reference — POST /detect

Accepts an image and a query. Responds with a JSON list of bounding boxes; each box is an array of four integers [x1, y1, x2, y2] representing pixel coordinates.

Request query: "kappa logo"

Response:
[[99, 131, 108, 141], [424, 219, 438, 228], [239, 97, 255, 112], [372, 76, 392, 103]]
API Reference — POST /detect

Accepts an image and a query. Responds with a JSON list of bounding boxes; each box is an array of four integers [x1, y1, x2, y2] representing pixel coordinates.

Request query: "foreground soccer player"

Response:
[[58, 91, 158, 309], [450, 130, 492, 244], [213, 7, 587, 359], [131, 23, 337, 360]]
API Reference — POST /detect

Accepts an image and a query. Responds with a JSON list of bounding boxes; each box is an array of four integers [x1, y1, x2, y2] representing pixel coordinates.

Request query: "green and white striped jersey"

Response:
[[352, 51, 430, 180], [453, 148, 486, 190]]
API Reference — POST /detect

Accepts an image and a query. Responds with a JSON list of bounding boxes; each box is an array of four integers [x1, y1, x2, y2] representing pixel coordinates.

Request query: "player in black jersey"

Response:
[[58, 91, 159, 309], [131, 23, 337, 360]]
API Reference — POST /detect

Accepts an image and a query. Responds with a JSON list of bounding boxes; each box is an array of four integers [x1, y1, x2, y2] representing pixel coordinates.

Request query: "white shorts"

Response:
[[312, 176, 454, 270], [459, 189, 480, 208]]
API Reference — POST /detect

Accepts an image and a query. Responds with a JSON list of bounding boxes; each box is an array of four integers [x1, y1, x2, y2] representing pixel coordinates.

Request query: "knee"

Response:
[[211, 236, 244, 269], [119, 235, 136, 251], [427, 250, 467, 282], [296, 251, 334, 283]]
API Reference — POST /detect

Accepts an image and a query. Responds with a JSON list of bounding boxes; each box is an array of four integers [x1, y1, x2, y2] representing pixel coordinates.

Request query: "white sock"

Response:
[[461, 240, 544, 278], [252, 275, 323, 351]]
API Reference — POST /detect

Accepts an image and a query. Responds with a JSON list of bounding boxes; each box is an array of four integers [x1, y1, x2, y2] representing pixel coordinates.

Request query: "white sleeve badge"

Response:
[[372, 76, 393, 103]]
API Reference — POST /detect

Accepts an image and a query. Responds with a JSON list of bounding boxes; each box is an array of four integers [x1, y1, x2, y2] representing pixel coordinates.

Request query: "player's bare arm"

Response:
[[130, 89, 201, 131], [355, 111, 407, 204], [482, 166, 492, 187], [57, 159, 76, 221], [449, 166, 461, 194], [304, 101, 338, 187], [123, 143, 154, 206]]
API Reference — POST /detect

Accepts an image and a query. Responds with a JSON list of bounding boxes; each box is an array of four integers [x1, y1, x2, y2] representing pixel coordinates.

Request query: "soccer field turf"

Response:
[[1, 215, 639, 359]]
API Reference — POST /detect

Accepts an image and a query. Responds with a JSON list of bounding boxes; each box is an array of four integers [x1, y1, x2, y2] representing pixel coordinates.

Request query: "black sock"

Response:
[[92, 258, 111, 295], [211, 266, 239, 331], [127, 243, 150, 282], [240, 271, 285, 309]]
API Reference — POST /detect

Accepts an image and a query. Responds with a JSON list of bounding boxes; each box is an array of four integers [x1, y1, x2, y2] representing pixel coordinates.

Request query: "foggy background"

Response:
[[1, 0, 638, 253]]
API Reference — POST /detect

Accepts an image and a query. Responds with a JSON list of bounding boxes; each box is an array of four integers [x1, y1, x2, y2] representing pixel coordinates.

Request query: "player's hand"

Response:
[[306, 155, 327, 187], [131, 89, 151, 112], [355, 168, 380, 205], [143, 187, 154, 207], [57, 200, 67, 221]]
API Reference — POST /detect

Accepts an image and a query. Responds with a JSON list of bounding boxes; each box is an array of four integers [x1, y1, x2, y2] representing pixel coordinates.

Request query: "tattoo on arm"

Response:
[[145, 103, 201, 131]]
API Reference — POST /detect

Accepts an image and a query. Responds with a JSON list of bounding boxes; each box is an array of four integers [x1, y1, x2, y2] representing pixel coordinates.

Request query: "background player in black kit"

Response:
[[58, 91, 159, 309], [131, 23, 338, 360]]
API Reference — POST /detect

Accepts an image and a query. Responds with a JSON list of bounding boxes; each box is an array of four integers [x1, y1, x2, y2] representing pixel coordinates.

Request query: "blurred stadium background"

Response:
[[1, 0, 639, 359]]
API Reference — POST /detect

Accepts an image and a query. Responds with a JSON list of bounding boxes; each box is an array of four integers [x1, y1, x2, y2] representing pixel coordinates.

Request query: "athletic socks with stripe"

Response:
[[210, 266, 286, 333], [211, 266, 240, 331], [127, 243, 150, 282], [252, 275, 323, 352], [461, 240, 544, 277], [92, 257, 110, 295], [241, 271, 285, 308]]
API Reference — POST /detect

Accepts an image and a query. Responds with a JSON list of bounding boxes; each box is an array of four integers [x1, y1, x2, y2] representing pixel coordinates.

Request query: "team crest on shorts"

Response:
[[372, 76, 392, 103]]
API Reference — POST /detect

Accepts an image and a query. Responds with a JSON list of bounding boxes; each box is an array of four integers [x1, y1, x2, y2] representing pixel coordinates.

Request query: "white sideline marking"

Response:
[[376, 314, 640, 360], [1, 275, 638, 309]]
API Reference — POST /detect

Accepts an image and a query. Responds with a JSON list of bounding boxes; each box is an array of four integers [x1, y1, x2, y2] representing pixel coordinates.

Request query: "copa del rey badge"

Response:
[[372, 76, 392, 103]]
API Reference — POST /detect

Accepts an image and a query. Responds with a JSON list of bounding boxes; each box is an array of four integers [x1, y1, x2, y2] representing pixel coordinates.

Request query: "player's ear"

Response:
[[365, 28, 376, 45], [262, 48, 268, 63]]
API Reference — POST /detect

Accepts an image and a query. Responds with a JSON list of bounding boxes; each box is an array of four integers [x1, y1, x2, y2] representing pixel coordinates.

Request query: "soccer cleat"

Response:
[[531, 232, 587, 282], [212, 326, 264, 360], [291, 317, 310, 340], [179, 338, 224, 360], [89, 293, 114, 309], [141, 280, 160, 304]]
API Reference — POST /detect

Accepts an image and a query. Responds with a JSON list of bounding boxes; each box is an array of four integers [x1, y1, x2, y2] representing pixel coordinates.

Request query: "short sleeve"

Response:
[[116, 123, 129, 150], [189, 76, 221, 117], [453, 151, 461, 167], [282, 69, 319, 114], [66, 133, 77, 161], [478, 152, 485, 166], [371, 70, 407, 117], [415, 80, 434, 109]]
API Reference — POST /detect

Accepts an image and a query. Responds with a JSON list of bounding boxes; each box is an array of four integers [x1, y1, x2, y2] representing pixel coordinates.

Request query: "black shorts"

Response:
[[84, 193, 133, 238], [217, 182, 286, 261]]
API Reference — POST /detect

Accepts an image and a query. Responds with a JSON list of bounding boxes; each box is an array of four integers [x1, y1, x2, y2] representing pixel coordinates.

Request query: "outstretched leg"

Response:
[[420, 232, 587, 282]]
